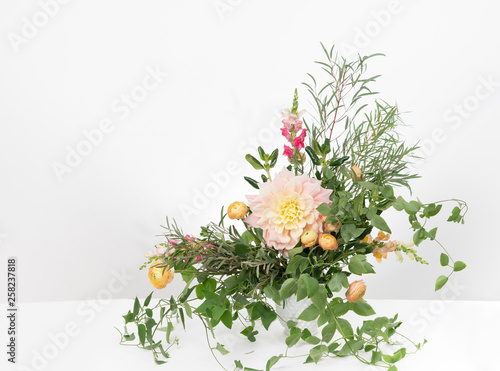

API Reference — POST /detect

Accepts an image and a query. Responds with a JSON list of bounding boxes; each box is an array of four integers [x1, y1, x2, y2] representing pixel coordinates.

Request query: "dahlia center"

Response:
[[274, 194, 306, 227]]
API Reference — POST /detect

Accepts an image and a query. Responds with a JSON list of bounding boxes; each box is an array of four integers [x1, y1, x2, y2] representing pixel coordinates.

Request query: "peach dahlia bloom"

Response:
[[245, 168, 332, 251]]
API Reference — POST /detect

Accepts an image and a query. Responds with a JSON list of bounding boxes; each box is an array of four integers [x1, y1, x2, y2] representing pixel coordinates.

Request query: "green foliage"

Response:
[[119, 44, 467, 371]]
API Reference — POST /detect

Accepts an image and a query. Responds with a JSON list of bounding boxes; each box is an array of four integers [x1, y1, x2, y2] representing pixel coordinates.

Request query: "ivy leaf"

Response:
[[137, 324, 146, 346], [266, 355, 282, 371], [214, 343, 230, 356]]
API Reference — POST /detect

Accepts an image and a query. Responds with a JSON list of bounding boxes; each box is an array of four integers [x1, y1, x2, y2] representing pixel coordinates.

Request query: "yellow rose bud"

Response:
[[324, 222, 340, 232], [318, 233, 338, 250], [300, 230, 318, 247], [148, 261, 174, 289], [346, 280, 366, 303], [351, 166, 363, 181], [228, 201, 248, 220]]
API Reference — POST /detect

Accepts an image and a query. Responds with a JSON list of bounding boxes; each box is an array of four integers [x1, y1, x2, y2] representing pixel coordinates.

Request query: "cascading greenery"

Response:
[[117, 44, 467, 370]]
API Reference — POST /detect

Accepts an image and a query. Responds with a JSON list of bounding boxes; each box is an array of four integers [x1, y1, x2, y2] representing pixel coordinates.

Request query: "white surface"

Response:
[[2, 298, 498, 371], [1, 1, 500, 302]]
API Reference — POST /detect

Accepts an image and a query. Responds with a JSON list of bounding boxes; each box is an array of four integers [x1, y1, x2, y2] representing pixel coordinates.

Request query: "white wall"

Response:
[[0, 0, 498, 303]]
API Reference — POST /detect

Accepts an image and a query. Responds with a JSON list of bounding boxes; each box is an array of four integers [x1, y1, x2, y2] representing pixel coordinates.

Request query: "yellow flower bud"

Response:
[[227, 201, 248, 220], [300, 230, 318, 247], [318, 233, 338, 250], [351, 166, 363, 181], [346, 280, 366, 303], [148, 261, 174, 289]]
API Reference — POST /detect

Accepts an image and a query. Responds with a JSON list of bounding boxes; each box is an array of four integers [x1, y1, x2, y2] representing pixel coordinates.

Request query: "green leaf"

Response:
[[263, 285, 281, 305], [184, 302, 193, 319], [166, 321, 174, 343], [403, 200, 421, 215], [428, 227, 438, 240], [383, 348, 406, 363], [133, 297, 140, 316], [349, 255, 375, 275], [244, 176, 260, 189], [336, 318, 354, 339], [265, 355, 282, 371], [305, 146, 321, 166], [370, 215, 392, 234], [123, 332, 135, 341], [321, 323, 336, 343], [341, 224, 366, 242], [143, 292, 153, 307], [234, 243, 250, 257], [300, 274, 320, 298], [257, 146, 266, 161], [317, 203, 331, 216], [440, 253, 449, 266], [214, 342, 230, 356], [309, 345, 327, 364], [311, 286, 328, 310], [327, 273, 349, 292], [269, 149, 279, 167], [245, 154, 264, 170], [413, 228, 428, 246], [122, 310, 135, 324], [380, 185, 394, 199], [357, 181, 376, 190], [298, 304, 321, 321], [240, 326, 258, 342], [388, 366, 398, 371], [453, 261, 467, 272], [371, 350, 382, 364], [435, 275, 448, 291], [279, 278, 298, 300], [137, 324, 146, 346], [221, 309, 233, 329], [285, 331, 301, 347], [351, 300, 376, 316]]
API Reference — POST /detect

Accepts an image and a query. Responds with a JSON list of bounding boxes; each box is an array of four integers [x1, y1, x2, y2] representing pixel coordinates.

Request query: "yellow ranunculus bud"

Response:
[[346, 280, 366, 303], [300, 230, 318, 247], [228, 202, 248, 220], [318, 233, 338, 250], [148, 261, 174, 289], [351, 166, 363, 181]]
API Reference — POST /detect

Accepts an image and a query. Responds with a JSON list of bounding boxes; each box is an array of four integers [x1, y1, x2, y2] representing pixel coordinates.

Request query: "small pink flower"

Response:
[[280, 127, 291, 141], [144, 251, 155, 259], [293, 129, 307, 150], [156, 245, 167, 256], [283, 145, 293, 158]]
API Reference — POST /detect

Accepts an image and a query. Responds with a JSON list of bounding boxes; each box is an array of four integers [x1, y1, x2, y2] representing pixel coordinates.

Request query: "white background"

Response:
[[1, 0, 499, 306]]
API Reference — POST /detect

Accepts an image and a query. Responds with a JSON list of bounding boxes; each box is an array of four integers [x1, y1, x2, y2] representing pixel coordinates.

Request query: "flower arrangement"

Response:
[[118, 45, 467, 370]]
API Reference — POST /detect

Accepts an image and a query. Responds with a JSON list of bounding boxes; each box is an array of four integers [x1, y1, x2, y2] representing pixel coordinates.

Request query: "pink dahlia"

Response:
[[245, 168, 332, 251]]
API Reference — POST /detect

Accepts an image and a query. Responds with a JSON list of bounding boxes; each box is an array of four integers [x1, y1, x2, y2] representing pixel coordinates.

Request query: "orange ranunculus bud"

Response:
[[228, 201, 248, 220], [324, 222, 340, 232], [148, 261, 174, 289], [346, 280, 366, 303], [351, 166, 363, 181], [318, 233, 338, 250], [301, 230, 318, 247]]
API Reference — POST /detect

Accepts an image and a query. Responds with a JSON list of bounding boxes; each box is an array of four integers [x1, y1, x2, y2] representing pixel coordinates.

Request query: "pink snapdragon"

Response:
[[281, 107, 307, 158], [283, 145, 293, 158]]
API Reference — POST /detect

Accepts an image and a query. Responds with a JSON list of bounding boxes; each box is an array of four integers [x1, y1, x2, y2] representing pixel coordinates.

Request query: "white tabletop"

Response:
[[4, 299, 499, 371]]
